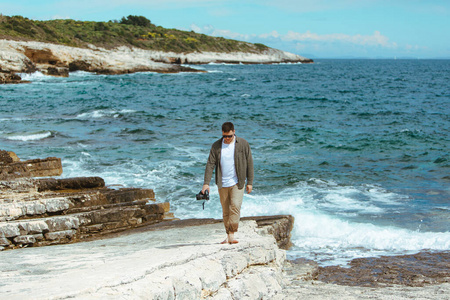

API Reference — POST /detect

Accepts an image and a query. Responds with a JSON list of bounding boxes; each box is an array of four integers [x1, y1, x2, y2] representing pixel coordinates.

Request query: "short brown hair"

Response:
[[222, 122, 234, 132]]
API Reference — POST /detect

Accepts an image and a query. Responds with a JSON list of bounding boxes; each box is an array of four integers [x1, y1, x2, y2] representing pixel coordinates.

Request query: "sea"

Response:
[[1, 59, 449, 266]]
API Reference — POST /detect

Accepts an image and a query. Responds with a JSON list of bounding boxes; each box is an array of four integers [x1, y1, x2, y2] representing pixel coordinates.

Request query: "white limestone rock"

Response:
[[13, 234, 36, 244], [0, 220, 290, 299], [18, 220, 49, 234], [45, 216, 80, 232], [44, 197, 71, 213], [193, 258, 227, 292], [0, 203, 24, 219], [209, 288, 233, 300], [225, 265, 284, 299], [0, 236, 11, 246], [24, 201, 46, 216], [221, 252, 249, 279], [0, 39, 311, 80], [44, 229, 76, 241], [0, 223, 20, 237]]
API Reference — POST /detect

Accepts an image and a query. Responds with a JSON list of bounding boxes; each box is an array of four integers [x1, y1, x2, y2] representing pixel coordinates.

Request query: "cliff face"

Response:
[[0, 39, 313, 83]]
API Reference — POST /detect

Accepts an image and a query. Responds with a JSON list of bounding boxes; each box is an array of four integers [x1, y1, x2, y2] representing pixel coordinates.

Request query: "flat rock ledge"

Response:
[[0, 219, 293, 299], [3, 218, 448, 300], [0, 150, 174, 250], [0, 39, 313, 83]]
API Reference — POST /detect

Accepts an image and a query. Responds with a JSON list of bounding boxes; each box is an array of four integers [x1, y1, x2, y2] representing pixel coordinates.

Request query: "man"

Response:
[[202, 122, 254, 244]]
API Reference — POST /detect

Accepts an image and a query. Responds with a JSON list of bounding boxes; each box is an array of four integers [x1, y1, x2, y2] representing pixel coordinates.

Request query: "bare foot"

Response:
[[229, 240, 239, 244], [220, 239, 228, 244]]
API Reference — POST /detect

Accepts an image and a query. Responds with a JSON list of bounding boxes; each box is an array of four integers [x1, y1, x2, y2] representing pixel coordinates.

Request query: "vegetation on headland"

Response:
[[0, 14, 269, 53]]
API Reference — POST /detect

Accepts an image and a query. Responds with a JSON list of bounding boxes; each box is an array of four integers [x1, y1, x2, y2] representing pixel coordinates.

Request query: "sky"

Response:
[[1, 0, 449, 59]]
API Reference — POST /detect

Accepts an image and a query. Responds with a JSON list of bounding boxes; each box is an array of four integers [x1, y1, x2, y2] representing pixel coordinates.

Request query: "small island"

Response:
[[0, 15, 313, 84]]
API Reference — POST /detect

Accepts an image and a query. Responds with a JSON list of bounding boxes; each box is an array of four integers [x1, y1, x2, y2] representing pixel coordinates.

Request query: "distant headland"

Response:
[[0, 15, 313, 83]]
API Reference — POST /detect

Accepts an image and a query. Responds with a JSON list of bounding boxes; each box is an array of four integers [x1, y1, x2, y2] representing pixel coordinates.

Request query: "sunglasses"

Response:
[[222, 135, 234, 138]]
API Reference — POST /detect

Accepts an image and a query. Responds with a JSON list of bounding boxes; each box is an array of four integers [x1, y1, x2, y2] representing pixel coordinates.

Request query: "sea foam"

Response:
[[288, 210, 450, 266], [5, 131, 53, 141], [76, 109, 137, 119], [18, 71, 49, 81]]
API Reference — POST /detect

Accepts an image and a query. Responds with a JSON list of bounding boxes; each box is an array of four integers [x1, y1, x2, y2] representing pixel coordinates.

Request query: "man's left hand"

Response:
[[246, 185, 253, 194]]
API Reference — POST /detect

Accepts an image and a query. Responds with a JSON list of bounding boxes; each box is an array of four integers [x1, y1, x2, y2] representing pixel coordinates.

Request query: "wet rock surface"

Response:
[[275, 255, 450, 300], [279, 262, 449, 300], [315, 251, 450, 287], [0, 72, 27, 84]]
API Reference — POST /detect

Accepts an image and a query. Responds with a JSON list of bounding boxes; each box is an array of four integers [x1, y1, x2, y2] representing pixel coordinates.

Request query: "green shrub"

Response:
[[120, 15, 152, 27], [0, 14, 269, 54], [254, 43, 268, 50]]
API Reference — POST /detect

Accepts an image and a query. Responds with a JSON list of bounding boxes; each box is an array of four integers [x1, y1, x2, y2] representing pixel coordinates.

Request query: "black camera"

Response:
[[196, 190, 209, 201]]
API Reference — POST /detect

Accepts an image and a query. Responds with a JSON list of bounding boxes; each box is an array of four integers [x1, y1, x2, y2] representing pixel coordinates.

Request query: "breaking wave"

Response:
[[4, 131, 54, 141]]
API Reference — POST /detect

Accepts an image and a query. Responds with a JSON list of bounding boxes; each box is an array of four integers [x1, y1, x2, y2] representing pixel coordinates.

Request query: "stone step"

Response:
[[35, 177, 105, 191], [0, 150, 176, 251], [0, 202, 172, 249], [0, 176, 105, 195], [0, 196, 72, 221], [0, 177, 104, 193], [0, 185, 156, 221], [0, 156, 63, 180]]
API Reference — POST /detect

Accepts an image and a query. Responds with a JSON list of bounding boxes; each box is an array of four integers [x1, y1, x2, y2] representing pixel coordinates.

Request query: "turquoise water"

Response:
[[1, 60, 449, 265]]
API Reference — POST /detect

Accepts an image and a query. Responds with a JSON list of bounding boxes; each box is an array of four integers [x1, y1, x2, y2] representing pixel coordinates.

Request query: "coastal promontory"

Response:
[[0, 15, 313, 83]]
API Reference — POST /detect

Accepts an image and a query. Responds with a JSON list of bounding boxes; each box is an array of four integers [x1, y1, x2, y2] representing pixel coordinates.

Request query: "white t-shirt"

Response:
[[221, 139, 238, 187]]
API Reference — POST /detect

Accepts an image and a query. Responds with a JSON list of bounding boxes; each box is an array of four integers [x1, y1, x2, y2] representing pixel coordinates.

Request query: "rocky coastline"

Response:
[[0, 149, 295, 298], [0, 150, 176, 250], [0, 39, 313, 84], [1, 150, 449, 299]]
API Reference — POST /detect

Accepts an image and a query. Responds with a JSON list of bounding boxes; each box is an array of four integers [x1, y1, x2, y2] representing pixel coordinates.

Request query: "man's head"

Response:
[[222, 122, 234, 133], [222, 122, 235, 144]]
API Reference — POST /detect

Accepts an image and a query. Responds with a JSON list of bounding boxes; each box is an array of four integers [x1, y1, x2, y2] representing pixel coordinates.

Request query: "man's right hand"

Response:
[[202, 184, 210, 194]]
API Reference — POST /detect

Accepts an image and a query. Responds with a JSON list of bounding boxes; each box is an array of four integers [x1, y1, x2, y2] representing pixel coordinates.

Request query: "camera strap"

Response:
[[202, 200, 206, 210]]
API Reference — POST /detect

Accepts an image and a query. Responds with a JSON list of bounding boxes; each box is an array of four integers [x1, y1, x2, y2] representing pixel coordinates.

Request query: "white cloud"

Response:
[[268, 30, 397, 48], [51, 15, 71, 20], [189, 23, 411, 57], [191, 24, 397, 49], [190, 24, 251, 40], [259, 30, 281, 39], [79, 0, 224, 9], [189, 24, 203, 33], [405, 44, 428, 51], [249, 0, 375, 13]]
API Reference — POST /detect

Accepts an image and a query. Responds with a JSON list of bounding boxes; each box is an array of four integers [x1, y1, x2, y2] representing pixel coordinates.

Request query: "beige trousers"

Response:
[[218, 185, 245, 234]]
